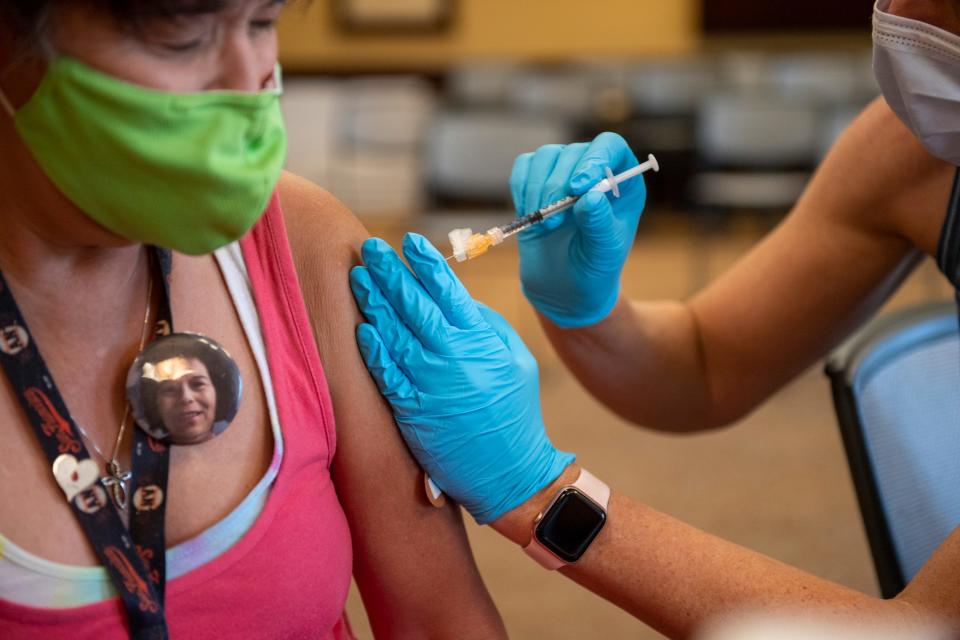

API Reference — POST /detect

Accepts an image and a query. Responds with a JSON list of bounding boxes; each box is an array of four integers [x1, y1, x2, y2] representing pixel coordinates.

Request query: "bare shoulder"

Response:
[[821, 98, 954, 255], [277, 170, 367, 278], [275, 170, 367, 353]]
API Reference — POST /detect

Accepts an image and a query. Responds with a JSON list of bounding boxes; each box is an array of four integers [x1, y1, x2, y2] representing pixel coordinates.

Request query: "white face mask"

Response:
[[873, 0, 960, 165]]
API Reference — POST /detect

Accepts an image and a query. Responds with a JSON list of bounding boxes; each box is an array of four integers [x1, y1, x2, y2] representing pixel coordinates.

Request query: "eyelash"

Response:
[[163, 18, 276, 53], [250, 19, 277, 32], [164, 40, 204, 53]]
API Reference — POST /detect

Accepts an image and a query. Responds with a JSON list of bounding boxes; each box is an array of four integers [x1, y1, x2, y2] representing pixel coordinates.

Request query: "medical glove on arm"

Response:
[[349, 233, 575, 524], [510, 132, 647, 328]]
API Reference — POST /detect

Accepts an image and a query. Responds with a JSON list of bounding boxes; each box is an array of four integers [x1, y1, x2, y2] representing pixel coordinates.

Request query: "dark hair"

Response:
[[1, 1, 234, 54], [137, 334, 241, 437]]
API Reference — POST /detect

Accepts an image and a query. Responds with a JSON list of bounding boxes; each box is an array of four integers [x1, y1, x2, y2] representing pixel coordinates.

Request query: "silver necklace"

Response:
[[75, 421, 134, 509], [76, 270, 154, 511]]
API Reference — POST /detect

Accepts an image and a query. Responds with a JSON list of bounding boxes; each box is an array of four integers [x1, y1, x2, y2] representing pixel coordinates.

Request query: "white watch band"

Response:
[[523, 469, 610, 570]]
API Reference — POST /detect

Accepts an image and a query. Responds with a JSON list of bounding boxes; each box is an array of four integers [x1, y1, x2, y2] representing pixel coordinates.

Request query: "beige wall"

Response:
[[278, 0, 700, 71]]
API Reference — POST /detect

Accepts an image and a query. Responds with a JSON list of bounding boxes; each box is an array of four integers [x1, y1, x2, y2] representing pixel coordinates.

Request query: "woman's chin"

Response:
[[169, 421, 216, 445]]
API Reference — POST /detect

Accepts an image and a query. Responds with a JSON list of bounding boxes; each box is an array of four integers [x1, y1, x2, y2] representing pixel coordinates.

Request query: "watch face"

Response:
[[535, 488, 607, 563]]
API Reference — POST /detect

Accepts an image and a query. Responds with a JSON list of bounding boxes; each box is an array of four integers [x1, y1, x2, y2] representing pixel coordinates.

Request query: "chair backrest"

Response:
[[824, 301, 960, 597]]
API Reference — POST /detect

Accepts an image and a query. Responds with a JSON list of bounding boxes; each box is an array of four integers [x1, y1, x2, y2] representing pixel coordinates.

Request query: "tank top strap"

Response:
[[936, 168, 960, 300], [239, 191, 337, 469]]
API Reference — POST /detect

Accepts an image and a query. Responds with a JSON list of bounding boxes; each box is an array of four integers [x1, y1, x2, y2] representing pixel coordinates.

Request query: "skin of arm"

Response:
[[482, 98, 960, 637], [543, 98, 955, 431], [277, 172, 507, 639], [492, 464, 960, 639]]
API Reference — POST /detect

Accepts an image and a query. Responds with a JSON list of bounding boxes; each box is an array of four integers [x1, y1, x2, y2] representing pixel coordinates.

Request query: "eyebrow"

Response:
[[154, 0, 285, 20]]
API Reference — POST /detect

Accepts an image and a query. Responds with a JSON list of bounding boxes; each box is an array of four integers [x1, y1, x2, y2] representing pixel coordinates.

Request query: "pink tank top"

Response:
[[0, 194, 355, 639]]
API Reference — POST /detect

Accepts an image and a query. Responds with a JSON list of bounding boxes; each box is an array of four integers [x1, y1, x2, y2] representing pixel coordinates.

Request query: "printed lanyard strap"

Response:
[[0, 247, 173, 640]]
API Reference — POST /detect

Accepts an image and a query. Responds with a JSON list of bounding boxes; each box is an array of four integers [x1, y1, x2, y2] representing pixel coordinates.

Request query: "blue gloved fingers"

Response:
[[509, 152, 533, 216], [542, 142, 589, 207], [475, 303, 539, 379], [356, 323, 418, 406], [570, 132, 639, 195], [402, 233, 484, 331], [474, 302, 510, 344], [537, 142, 589, 232], [571, 191, 621, 258], [522, 144, 564, 219], [360, 237, 449, 353], [350, 265, 426, 374]]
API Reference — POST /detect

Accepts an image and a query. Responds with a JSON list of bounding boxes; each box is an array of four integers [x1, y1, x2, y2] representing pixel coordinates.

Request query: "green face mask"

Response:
[[1, 57, 287, 255]]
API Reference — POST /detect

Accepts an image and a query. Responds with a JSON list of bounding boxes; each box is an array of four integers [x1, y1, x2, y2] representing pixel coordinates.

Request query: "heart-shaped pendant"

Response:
[[52, 454, 100, 503]]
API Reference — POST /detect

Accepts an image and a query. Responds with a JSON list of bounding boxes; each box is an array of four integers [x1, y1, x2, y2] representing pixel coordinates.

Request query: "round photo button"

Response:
[[126, 333, 242, 445]]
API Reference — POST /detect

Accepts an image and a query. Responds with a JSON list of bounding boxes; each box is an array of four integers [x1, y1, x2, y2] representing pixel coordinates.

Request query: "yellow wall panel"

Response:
[[279, 0, 700, 71]]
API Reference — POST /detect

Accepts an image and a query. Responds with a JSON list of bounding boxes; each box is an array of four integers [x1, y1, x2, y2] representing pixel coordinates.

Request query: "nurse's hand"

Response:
[[350, 233, 575, 525], [511, 132, 647, 328]]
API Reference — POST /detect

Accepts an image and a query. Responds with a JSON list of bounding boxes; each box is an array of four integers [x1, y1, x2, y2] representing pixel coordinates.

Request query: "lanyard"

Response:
[[0, 247, 173, 640]]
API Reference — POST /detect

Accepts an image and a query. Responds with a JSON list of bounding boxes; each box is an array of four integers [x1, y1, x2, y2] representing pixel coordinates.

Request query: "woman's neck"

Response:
[[0, 205, 144, 305], [0, 117, 143, 301]]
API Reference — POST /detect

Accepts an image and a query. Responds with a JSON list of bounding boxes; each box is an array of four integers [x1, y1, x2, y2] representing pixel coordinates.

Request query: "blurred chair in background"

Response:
[[689, 50, 875, 216], [768, 53, 875, 103], [507, 67, 596, 121], [691, 92, 818, 213], [331, 76, 435, 218], [446, 61, 520, 108], [424, 111, 571, 209], [617, 58, 715, 209], [281, 77, 342, 191], [284, 75, 436, 219], [825, 301, 960, 598]]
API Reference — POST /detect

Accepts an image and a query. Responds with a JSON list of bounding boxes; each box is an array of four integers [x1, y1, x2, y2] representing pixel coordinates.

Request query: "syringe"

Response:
[[447, 154, 659, 262]]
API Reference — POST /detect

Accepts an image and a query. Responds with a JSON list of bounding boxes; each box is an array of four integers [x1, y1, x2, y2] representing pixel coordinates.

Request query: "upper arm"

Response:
[[899, 528, 960, 624], [689, 98, 955, 424], [277, 172, 506, 639]]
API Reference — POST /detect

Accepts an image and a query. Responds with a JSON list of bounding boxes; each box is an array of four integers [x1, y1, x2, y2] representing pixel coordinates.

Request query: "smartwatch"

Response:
[[523, 469, 610, 570]]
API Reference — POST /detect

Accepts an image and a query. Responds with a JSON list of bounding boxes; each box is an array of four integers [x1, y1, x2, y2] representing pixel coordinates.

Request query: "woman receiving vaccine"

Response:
[[0, 1, 505, 638]]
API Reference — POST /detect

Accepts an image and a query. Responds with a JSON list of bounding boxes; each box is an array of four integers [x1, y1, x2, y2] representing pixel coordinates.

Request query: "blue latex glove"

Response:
[[510, 132, 647, 328], [349, 233, 575, 524]]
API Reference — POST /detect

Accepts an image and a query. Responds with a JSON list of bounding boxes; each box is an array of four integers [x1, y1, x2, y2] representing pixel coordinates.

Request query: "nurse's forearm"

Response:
[[492, 464, 924, 639], [539, 296, 724, 431], [538, 99, 955, 434]]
